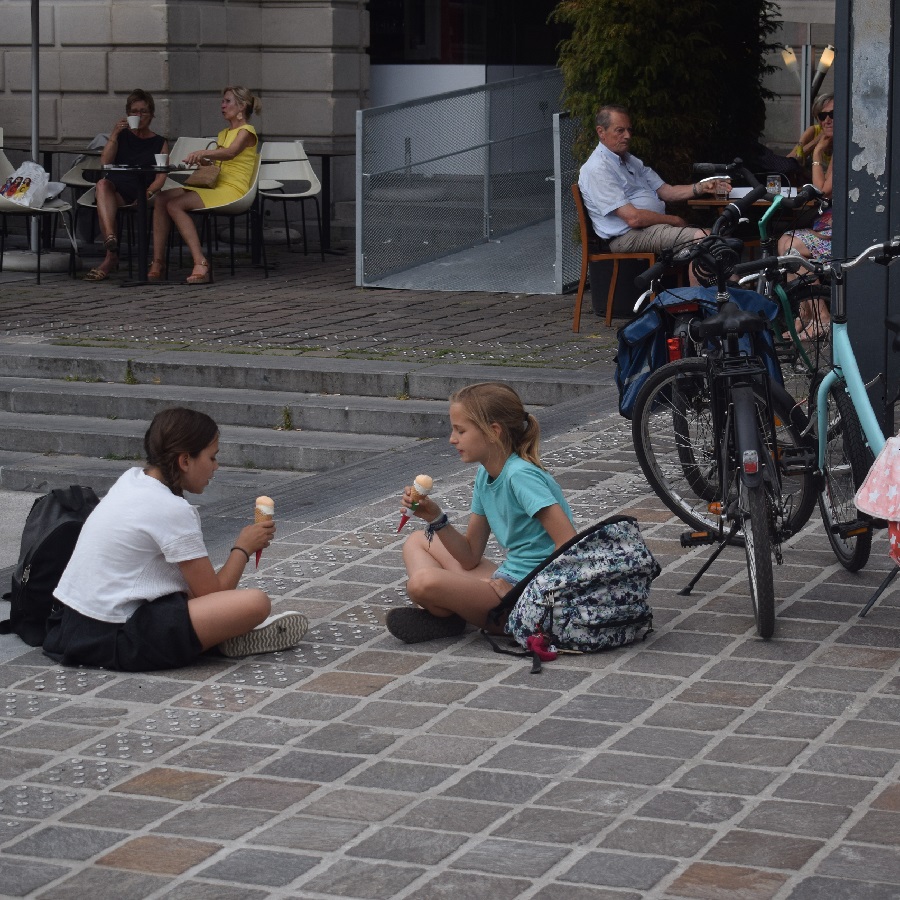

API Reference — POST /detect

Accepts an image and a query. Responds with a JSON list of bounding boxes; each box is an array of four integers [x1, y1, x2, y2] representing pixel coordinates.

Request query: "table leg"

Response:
[[320, 153, 332, 253], [121, 192, 150, 286]]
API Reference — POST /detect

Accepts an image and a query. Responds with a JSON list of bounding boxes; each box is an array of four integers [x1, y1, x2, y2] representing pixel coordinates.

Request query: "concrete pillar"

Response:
[[834, 0, 898, 429]]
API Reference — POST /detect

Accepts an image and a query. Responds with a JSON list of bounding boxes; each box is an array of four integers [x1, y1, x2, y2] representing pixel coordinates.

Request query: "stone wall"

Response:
[[0, 0, 368, 225]]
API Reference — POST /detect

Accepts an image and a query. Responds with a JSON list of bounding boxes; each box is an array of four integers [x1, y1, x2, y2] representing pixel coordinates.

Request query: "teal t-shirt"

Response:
[[470, 454, 574, 582]]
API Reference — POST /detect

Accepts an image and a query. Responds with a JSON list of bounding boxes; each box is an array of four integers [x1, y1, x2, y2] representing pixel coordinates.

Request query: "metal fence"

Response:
[[357, 70, 575, 292], [554, 111, 582, 294]]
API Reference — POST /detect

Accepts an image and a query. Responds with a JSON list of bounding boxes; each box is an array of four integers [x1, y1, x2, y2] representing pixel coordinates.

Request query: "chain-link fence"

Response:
[[554, 111, 581, 294], [357, 71, 574, 292]]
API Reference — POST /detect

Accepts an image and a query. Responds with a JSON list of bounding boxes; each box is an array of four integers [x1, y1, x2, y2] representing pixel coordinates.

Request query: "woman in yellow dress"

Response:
[[149, 86, 260, 284]]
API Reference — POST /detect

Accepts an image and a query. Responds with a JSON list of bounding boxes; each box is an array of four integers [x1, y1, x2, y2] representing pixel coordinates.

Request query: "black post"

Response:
[[834, 0, 899, 434]]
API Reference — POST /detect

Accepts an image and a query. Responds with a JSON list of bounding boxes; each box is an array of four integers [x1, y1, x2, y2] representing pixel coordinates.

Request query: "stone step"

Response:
[[0, 410, 413, 473], [0, 377, 451, 437], [0, 341, 601, 406]]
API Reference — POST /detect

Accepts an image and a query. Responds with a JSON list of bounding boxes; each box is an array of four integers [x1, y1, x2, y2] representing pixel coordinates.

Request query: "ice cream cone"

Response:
[[397, 475, 432, 532], [254, 495, 274, 567]]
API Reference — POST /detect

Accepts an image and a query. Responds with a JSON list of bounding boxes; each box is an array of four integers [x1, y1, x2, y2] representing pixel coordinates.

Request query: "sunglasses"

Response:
[[817, 110, 834, 122]]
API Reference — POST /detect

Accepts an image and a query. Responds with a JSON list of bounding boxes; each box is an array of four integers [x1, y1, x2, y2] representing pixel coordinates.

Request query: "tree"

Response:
[[552, 0, 781, 184]]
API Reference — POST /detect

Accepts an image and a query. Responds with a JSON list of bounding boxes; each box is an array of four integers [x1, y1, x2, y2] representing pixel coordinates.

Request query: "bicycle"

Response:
[[662, 162, 827, 388], [629, 186, 818, 638], [730, 182, 831, 395], [800, 238, 900, 571]]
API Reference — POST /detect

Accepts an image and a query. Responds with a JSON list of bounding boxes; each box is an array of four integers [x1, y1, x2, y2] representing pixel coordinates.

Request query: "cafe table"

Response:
[[85, 164, 189, 285]]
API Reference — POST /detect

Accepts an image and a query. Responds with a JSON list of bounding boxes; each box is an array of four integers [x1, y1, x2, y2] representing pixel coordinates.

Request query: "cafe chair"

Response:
[[257, 141, 323, 260], [0, 140, 76, 284], [571, 183, 656, 332], [170, 153, 263, 281], [162, 137, 216, 191]]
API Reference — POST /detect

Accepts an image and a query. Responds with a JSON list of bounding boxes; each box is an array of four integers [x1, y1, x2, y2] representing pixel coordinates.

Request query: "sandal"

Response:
[[147, 259, 166, 282], [103, 234, 118, 254], [186, 259, 210, 285], [83, 267, 110, 282]]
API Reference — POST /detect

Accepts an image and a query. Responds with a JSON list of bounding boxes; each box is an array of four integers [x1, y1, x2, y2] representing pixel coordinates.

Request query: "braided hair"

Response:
[[144, 407, 218, 496]]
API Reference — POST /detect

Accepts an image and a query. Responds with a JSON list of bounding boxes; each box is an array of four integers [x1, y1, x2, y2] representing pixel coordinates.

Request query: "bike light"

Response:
[[666, 337, 683, 361], [743, 450, 760, 475], [708, 502, 722, 515]]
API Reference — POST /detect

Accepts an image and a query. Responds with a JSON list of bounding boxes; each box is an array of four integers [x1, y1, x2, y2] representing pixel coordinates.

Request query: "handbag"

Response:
[[185, 142, 221, 188]]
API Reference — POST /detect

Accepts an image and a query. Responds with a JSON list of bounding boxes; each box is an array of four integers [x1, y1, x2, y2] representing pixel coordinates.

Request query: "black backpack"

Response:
[[0, 485, 100, 646]]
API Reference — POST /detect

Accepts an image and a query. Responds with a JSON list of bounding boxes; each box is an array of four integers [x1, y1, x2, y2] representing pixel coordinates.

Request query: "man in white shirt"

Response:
[[578, 105, 731, 263]]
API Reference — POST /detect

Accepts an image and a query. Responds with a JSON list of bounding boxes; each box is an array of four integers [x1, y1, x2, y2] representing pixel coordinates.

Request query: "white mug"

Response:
[[127, 115, 141, 130], [154, 153, 168, 167]]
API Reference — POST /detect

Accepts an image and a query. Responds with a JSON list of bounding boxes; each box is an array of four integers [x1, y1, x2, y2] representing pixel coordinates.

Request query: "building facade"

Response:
[[0, 0, 835, 232]]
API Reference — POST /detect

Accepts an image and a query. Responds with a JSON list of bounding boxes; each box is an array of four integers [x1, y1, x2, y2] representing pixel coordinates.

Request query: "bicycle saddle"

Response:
[[689, 300, 768, 341]]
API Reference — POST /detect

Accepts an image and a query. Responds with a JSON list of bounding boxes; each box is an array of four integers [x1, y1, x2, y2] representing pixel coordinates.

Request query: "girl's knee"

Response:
[[405, 568, 438, 604], [246, 589, 270, 621]]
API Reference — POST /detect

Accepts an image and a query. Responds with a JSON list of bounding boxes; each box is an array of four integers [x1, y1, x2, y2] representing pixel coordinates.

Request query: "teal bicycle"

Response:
[[806, 239, 900, 570]]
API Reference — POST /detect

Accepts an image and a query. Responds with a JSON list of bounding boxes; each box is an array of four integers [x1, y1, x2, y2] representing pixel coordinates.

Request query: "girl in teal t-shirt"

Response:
[[388, 382, 576, 644]]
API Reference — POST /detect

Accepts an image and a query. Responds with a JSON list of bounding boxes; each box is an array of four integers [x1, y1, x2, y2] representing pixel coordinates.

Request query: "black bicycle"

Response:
[[630, 187, 817, 638]]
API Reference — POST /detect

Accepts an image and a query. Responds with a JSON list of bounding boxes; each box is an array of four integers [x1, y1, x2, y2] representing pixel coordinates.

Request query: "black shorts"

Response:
[[43, 593, 202, 672]]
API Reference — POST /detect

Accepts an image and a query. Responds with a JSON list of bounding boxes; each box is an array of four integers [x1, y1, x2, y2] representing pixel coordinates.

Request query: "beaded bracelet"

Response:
[[424, 512, 449, 545]]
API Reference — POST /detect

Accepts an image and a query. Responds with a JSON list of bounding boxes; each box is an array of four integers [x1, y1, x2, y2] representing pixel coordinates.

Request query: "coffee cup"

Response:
[[127, 115, 141, 130], [154, 153, 168, 167]]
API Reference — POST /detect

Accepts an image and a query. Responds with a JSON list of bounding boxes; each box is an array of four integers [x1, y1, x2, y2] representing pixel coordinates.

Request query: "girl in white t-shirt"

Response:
[[44, 407, 306, 671], [388, 382, 576, 644]]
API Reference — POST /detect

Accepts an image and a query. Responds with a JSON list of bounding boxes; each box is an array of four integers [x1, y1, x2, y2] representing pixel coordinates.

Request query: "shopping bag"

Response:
[[1, 161, 50, 208]]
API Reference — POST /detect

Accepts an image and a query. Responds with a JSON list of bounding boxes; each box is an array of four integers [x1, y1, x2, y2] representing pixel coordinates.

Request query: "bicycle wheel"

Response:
[[816, 379, 874, 571], [739, 479, 776, 639], [632, 357, 816, 538], [779, 283, 832, 401]]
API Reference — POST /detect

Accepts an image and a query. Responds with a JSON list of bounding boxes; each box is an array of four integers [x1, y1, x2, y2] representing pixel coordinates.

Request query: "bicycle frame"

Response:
[[816, 252, 887, 467]]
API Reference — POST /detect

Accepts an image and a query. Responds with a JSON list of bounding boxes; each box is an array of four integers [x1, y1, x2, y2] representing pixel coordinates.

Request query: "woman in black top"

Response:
[[85, 89, 170, 282]]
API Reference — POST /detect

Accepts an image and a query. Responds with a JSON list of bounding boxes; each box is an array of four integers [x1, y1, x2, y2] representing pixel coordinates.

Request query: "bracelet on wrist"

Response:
[[230, 546, 250, 562], [692, 182, 699, 198], [424, 512, 449, 545], [811, 160, 823, 167]]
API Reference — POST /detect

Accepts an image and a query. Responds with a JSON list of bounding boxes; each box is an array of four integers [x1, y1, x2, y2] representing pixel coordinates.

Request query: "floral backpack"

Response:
[[485, 516, 659, 672]]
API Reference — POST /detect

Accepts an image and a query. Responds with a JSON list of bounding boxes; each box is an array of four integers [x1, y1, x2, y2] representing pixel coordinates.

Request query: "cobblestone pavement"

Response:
[[1, 246, 900, 898], [0, 250, 616, 369]]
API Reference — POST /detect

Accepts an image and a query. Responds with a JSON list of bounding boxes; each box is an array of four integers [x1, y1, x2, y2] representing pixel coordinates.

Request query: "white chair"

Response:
[[168, 152, 263, 280], [257, 141, 323, 260], [0, 136, 76, 284]]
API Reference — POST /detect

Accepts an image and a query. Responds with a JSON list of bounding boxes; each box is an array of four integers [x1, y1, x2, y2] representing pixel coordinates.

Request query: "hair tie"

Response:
[[523, 417, 530, 431]]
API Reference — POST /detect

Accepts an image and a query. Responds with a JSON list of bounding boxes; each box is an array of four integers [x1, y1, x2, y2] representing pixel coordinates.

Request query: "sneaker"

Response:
[[385, 607, 466, 644], [218, 612, 308, 658]]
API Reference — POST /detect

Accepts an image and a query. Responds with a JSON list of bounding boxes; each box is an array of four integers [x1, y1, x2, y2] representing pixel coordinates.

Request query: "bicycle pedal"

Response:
[[831, 520, 873, 539], [779, 446, 816, 475], [680, 530, 718, 547]]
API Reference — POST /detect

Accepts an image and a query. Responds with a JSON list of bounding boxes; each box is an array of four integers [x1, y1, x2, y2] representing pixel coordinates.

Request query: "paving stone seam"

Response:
[[3, 410, 900, 896]]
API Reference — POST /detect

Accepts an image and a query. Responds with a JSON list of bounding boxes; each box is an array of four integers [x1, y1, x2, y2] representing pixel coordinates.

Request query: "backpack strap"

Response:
[[481, 630, 545, 674]]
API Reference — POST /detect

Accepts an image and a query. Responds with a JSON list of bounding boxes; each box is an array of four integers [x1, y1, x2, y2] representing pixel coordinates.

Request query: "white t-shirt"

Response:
[[54, 467, 208, 623]]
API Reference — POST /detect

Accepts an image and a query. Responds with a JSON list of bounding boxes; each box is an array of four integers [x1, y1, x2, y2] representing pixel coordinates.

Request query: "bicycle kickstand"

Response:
[[859, 565, 900, 618], [678, 521, 741, 596]]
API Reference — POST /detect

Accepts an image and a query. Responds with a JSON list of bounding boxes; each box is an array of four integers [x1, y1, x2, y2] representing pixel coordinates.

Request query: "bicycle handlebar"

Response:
[[732, 253, 820, 278]]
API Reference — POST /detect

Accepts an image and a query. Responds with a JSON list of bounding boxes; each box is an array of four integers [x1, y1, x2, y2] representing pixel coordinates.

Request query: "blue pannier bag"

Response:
[[614, 286, 782, 419], [614, 306, 666, 419]]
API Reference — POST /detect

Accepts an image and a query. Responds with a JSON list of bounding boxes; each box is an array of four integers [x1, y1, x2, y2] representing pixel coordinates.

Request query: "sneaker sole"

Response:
[[219, 613, 309, 658]]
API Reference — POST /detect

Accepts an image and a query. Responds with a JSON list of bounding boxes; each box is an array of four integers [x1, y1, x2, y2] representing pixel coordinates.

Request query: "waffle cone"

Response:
[[255, 508, 274, 524]]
